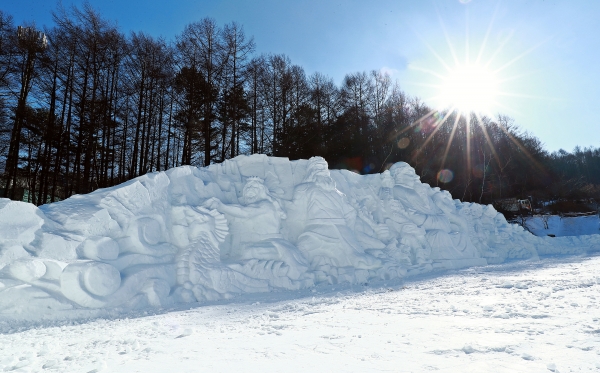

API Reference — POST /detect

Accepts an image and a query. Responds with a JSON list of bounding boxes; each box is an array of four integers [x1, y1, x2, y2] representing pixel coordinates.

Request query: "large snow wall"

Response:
[[1, 155, 599, 317]]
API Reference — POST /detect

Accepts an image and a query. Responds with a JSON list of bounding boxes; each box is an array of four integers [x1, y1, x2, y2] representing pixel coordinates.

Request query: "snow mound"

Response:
[[1, 155, 599, 320]]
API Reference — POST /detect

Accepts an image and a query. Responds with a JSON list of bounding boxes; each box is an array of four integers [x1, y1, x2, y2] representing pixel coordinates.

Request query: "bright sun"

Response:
[[439, 64, 499, 114]]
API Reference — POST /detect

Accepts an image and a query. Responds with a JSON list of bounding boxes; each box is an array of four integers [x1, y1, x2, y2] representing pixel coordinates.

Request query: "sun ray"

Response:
[[440, 113, 462, 170], [466, 114, 472, 185], [410, 27, 454, 73], [420, 93, 448, 103], [496, 91, 562, 101], [497, 70, 545, 84], [483, 29, 515, 69], [408, 65, 447, 80], [465, 6, 470, 64], [494, 116, 548, 174], [475, 2, 500, 65], [491, 100, 520, 116], [412, 1, 554, 194], [411, 108, 456, 162], [474, 112, 502, 169], [404, 81, 444, 89], [435, 4, 460, 67], [394, 109, 439, 138], [493, 37, 552, 75]]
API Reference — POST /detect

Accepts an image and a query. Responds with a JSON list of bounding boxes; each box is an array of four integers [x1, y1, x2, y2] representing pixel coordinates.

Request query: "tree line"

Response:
[[1, 5, 598, 206]]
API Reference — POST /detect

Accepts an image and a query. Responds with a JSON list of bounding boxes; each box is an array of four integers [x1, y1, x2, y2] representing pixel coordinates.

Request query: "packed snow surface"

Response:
[[526, 214, 600, 237], [1, 255, 599, 372], [0, 154, 599, 320]]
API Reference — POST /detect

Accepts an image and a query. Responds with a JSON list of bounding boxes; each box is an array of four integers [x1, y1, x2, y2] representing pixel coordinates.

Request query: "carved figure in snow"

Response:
[[459, 204, 491, 253], [377, 171, 431, 265], [389, 163, 478, 260], [458, 203, 505, 262], [353, 194, 412, 266], [173, 206, 272, 302], [430, 188, 479, 258], [354, 194, 392, 246], [203, 177, 308, 280], [481, 205, 510, 261], [290, 157, 381, 270]]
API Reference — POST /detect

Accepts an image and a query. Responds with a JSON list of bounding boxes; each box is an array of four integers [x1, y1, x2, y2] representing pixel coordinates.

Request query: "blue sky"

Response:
[[3, 0, 600, 153]]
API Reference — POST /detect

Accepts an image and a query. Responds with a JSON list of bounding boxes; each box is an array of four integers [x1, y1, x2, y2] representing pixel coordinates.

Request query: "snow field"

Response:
[[1, 255, 599, 373], [526, 214, 600, 237]]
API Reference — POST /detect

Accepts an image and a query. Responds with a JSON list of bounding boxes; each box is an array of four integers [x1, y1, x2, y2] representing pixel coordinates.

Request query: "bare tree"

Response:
[[176, 18, 227, 166], [220, 22, 254, 158], [4, 24, 47, 199]]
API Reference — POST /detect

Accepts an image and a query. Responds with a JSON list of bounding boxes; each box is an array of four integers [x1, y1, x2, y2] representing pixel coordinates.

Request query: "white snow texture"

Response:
[[1, 155, 599, 319]]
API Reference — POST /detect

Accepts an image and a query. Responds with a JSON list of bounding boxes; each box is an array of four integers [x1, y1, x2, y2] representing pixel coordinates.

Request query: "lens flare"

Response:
[[404, 3, 549, 191], [437, 169, 454, 183], [362, 163, 376, 173], [397, 137, 410, 149], [335, 157, 365, 173]]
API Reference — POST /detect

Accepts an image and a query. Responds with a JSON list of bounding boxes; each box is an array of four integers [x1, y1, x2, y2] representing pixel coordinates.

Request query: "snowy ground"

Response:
[[1, 254, 599, 373], [526, 214, 600, 237]]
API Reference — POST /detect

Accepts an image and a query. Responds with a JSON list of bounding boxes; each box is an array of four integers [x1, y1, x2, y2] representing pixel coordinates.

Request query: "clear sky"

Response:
[[3, 0, 599, 153]]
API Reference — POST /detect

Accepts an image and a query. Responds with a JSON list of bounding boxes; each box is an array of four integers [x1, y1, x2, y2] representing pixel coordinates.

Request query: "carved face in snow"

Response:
[[390, 164, 419, 188], [243, 179, 267, 204], [304, 157, 330, 180], [433, 190, 455, 211], [304, 157, 336, 191]]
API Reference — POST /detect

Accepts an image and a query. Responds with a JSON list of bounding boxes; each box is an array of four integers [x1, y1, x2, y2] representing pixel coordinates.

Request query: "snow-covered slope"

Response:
[[1, 256, 599, 372], [1, 155, 599, 321], [526, 214, 600, 237]]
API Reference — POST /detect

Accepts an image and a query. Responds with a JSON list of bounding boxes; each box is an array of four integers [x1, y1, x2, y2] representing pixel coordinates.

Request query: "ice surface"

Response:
[[1, 155, 599, 319]]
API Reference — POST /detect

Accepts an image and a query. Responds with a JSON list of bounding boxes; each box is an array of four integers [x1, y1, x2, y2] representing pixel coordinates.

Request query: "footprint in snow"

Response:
[[521, 353, 534, 360], [83, 360, 107, 372], [462, 345, 475, 354], [175, 328, 193, 338], [42, 359, 58, 369]]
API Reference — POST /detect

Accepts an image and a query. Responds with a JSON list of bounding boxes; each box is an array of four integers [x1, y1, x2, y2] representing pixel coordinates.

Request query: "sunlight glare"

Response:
[[440, 64, 498, 114]]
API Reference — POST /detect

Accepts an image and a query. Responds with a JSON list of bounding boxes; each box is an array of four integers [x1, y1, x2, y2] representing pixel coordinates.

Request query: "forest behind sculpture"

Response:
[[1, 154, 599, 321]]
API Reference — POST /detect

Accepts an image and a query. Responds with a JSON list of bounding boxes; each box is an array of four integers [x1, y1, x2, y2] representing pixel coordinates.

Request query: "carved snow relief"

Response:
[[1, 154, 599, 314]]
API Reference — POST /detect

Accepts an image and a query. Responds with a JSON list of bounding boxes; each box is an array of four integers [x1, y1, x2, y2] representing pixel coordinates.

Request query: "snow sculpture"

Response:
[[1, 154, 600, 316], [457, 202, 510, 263], [202, 177, 309, 281], [0, 200, 43, 267], [288, 157, 382, 271], [377, 170, 432, 266], [173, 205, 232, 302], [388, 163, 485, 268]]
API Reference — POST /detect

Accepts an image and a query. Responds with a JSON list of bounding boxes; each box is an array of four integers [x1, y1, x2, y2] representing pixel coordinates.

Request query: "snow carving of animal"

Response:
[[172, 206, 272, 302]]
